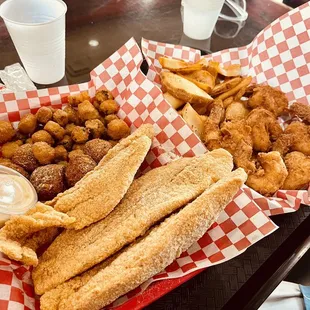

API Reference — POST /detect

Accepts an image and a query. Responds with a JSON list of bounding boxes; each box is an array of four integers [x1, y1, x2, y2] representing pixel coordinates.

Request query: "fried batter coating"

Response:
[[95, 89, 113, 103], [1, 141, 22, 159], [44, 121, 66, 141], [72, 144, 85, 151], [221, 120, 255, 173], [77, 100, 100, 121], [68, 149, 84, 160], [288, 102, 310, 123], [99, 100, 119, 115], [283, 152, 310, 190], [272, 122, 310, 156], [30, 165, 66, 201], [32, 130, 54, 145], [107, 119, 130, 140], [248, 85, 288, 117], [246, 108, 283, 152], [36, 107, 53, 124], [246, 151, 288, 196], [0, 120, 15, 144], [203, 100, 225, 150], [58, 135, 73, 151], [54, 145, 68, 162], [83, 139, 112, 163], [65, 154, 96, 187], [104, 114, 119, 124], [53, 109, 69, 127], [63, 106, 80, 124], [85, 119, 105, 138], [68, 92, 90, 107], [25, 138, 33, 144], [65, 123, 76, 135], [225, 101, 250, 122], [18, 113, 37, 134], [0, 161, 29, 178], [32, 142, 55, 165], [12, 144, 38, 172], [71, 126, 89, 143]]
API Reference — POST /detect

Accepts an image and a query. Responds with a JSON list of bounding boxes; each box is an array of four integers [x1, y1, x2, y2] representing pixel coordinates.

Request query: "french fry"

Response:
[[159, 57, 204, 74], [223, 97, 234, 108], [210, 77, 242, 97], [216, 76, 252, 101], [163, 92, 185, 110], [160, 71, 213, 108], [208, 61, 241, 77], [234, 86, 247, 101], [179, 70, 215, 93], [181, 103, 204, 139]]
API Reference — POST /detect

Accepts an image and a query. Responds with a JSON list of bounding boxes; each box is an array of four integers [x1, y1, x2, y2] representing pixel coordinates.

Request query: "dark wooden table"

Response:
[[1, 1, 309, 309]]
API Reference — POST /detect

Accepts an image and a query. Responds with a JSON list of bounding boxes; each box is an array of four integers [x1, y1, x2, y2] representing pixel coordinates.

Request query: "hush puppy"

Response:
[[83, 139, 112, 163], [30, 165, 65, 201], [11, 144, 38, 172], [65, 154, 96, 186]]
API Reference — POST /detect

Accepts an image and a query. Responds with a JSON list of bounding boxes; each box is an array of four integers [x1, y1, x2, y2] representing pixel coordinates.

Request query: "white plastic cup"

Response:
[[0, 0, 67, 84], [183, 0, 225, 40]]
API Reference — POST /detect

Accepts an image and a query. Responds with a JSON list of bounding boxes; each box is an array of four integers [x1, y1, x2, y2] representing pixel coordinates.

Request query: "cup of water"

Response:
[[182, 0, 225, 40], [0, 0, 67, 85]]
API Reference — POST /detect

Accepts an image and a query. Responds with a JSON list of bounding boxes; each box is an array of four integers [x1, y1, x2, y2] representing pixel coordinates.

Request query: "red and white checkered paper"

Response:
[[142, 2, 310, 217], [3, 5, 310, 308]]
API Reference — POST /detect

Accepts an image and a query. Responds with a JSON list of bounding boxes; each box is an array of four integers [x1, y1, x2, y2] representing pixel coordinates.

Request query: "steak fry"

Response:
[[33, 149, 234, 295], [54, 169, 246, 310]]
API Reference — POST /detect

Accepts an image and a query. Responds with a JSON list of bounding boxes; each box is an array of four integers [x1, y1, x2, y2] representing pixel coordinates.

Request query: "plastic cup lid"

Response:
[[0, 165, 37, 215]]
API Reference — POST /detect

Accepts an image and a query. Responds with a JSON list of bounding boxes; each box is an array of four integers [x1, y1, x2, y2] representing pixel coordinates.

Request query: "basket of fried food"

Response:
[[159, 56, 310, 197], [0, 90, 131, 201]]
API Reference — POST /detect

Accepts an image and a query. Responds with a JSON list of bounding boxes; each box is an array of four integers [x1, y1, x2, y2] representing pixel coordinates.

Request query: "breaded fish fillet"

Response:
[[33, 149, 233, 295], [0, 204, 75, 266], [45, 168, 247, 310]]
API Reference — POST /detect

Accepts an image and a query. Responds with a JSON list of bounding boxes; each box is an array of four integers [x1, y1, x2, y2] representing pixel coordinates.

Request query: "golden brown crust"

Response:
[[32, 149, 233, 295], [57, 169, 247, 310]]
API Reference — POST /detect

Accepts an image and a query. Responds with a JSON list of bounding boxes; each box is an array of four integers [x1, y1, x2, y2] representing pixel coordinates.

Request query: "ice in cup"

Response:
[[0, 165, 37, 227], [182, 0, 225, 40], [0, 0, 67, 84]]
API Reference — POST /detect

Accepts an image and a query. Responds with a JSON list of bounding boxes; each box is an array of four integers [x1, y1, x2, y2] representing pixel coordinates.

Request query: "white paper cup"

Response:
[[183, 0, 225, 40], [0, 0, 67, 84]]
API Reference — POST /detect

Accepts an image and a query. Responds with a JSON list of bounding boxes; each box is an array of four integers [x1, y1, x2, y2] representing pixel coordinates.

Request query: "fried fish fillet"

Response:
[[50, 168, 247, 310], [0, 203, 75, 241], [33, 149, 234, 295], [47, 125, 154, 229], [0, 204, 75, 266]]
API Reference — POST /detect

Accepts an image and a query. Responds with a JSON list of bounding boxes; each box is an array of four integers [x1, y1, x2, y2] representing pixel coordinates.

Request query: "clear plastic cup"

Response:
[[0, 165, 37, 227], [182, 0, 225, 40], [0, 0, 67, 85]]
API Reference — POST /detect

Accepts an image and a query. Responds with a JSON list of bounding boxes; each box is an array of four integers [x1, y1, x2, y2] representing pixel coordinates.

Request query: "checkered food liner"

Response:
[[142, 2, 310, 217], [0, 40, 279, 310]]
